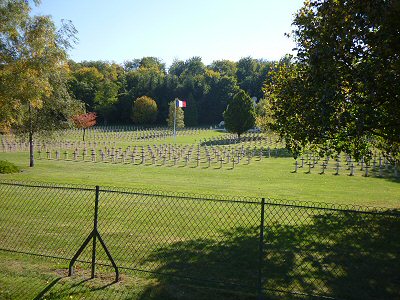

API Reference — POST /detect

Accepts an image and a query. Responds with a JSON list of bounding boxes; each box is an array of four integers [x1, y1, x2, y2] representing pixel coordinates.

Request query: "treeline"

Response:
[[67, 56, 275, 126]]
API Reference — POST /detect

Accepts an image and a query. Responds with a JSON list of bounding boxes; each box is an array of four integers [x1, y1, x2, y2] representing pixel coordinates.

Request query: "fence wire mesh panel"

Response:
[[0, 181, 94, 261], [262, 202, 400, 300], [0, 180, 399, 299], [97, 188, 261, 292]]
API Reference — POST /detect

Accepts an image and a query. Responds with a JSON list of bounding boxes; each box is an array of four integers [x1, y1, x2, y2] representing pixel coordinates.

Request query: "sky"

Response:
[[31, 0, 305, 67]]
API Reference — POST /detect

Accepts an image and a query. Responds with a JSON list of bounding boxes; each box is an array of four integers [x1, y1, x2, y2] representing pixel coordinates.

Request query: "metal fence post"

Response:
[[91, 185, 100, 278], [257, 198, 265, 300], [68, 185, 119, 282]]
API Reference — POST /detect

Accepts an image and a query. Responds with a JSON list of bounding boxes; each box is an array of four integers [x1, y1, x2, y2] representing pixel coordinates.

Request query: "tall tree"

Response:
[[0, 0, 82, 167], [68, 66, 104, 111], [183, 94, 198, 126], [131, 96, 158, 124], [209, 60, 237, 78], [266, 0, 400, 161], [255, 97, 275, 133], [223, 90, 256, 139], [166, 100, 185, 129], [201, 70, 239, 125]]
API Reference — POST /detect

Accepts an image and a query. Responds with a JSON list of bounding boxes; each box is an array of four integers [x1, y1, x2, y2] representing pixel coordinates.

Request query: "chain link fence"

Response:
[[0, 180, 399, 299]]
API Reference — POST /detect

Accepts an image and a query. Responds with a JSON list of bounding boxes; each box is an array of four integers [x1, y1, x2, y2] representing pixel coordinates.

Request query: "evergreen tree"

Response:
[[223, 90, 256, 139]]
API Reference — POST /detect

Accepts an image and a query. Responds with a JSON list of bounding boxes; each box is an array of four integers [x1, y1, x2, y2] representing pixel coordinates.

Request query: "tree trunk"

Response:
[[83, 128, 86, 142], [29, 130, 34, 167]]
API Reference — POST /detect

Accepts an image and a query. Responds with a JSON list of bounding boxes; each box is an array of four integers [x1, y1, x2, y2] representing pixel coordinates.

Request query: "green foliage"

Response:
[[236, 57, 273, 100], [132, 96, 158, 124], [183, 96, 198, 126], [201, 70, 240, 124], [0, 160, 20, 174], [266, 0, 400, 161], [223, 90, 256, 138], [0, 0, 77, 129], [124, 57, 165, 72], [256, 97, 275, 133], [68, 66, 103, 110], [0, 0, 83, 167], [67, 56, 276, 126], [209, 60, 237, 78], [167, 101, 184, 129], [68, 61, 123, 124]]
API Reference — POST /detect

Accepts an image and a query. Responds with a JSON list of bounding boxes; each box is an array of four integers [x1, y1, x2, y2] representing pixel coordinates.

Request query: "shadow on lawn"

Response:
[[137, 210, 400, 300], [34, 209, 400, 300], [34, 276, 121, 300]]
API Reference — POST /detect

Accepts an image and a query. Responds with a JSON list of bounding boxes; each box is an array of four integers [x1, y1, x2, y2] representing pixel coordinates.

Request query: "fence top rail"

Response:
[[0, 179, 95, 192], [0, 179, 398, 216]]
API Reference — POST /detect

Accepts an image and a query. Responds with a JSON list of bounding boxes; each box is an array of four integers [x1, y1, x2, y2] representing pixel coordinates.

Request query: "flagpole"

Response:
[[173, 98, 177, 143]]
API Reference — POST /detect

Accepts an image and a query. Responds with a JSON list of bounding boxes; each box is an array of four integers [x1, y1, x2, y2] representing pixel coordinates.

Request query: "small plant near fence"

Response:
[[0, 160, 20, 174]]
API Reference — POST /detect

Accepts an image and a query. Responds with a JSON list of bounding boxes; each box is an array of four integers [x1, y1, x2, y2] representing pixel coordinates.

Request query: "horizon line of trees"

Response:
[[67, 56, 282, 126], [3, 0, 398, 167]]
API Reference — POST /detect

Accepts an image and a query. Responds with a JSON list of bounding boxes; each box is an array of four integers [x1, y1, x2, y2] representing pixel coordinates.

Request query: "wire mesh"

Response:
[[97, 188, 261, 291], [0, 180, 398, 299], [0, 181, 94, 261], [262, 204, 400, 300]]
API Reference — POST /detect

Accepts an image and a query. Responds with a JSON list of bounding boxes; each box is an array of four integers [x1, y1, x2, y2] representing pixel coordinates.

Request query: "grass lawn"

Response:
[[0, 149, 399, 208], [0, 130, 399, 299]]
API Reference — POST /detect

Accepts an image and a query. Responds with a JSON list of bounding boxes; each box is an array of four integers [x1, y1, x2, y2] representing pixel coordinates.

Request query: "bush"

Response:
[[0, 160, 20, 174], [132, 96, 158, 124]]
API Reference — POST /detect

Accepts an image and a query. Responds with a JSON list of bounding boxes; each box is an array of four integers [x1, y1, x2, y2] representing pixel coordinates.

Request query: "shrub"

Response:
[[0, 160, 21, 174], [132, 96, 158, 124]]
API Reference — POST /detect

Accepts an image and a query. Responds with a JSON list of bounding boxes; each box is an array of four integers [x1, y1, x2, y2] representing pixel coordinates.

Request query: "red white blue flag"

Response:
[[176, 100, 186, 108]]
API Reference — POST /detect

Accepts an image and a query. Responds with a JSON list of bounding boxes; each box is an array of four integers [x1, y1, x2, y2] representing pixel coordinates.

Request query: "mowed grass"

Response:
[[0, 131, 399, 299], [0, 148, 399, 208], [0, 179, 398, 300]]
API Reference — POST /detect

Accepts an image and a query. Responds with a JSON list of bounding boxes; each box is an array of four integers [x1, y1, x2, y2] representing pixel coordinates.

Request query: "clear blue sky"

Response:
[[32, 0, 304, 67]]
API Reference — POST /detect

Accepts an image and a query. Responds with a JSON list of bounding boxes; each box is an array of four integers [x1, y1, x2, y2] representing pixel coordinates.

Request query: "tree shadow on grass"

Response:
[[137, 210, 400, 300], [35, 276, 122, 300]]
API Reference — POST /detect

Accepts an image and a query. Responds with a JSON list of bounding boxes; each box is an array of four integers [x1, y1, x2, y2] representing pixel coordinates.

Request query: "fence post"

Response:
[[258, 198, 265, 300], [69, 185, 119, 282], [91, 185, 100, 278]]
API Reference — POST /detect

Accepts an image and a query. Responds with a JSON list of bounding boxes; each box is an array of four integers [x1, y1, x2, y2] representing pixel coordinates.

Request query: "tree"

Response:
[[68, 66, 104, 111], [201, 70, 240, 124], [183, 94, 198, 126], [0, 0, 82, 167], [267, 0, 400, 161], [223, 90, 256, 139], [123, 57, 165, 72], [166, 100, 184, 129], [209, 60, 237, 78], [72, 112, 97, 141], [132, 96, 158, 124], [255, 97, 275, 133], [68, 61, 123, 124]]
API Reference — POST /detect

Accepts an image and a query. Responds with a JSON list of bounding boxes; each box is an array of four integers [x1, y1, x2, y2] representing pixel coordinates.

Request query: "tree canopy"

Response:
[[265, 0, 400, 161], [67, 56, 273, 126], [223, 90, 256, 138], [0, 0, 82, 166], [72, 112, 97, 141], [132, 96, 158, 124]]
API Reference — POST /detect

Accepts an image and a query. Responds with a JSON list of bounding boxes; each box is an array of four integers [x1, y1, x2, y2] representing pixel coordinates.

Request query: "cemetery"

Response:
[[1, 127, 398, 178], [0, 126, 399, 299], [1, 0, 399, 299], [0, 127, 399, 207]]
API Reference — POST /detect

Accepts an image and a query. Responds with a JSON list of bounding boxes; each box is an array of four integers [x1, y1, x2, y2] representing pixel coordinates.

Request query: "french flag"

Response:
[[176, 99, 186, 108]]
